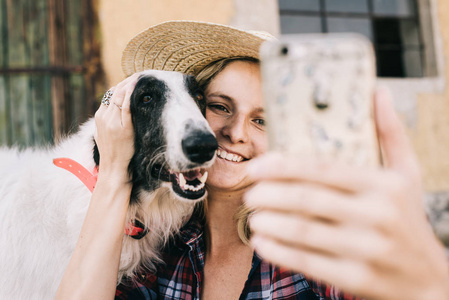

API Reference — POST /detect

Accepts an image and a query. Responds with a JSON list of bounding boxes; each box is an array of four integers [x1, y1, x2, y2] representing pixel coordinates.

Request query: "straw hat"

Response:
[[121, 20, 274, 76]]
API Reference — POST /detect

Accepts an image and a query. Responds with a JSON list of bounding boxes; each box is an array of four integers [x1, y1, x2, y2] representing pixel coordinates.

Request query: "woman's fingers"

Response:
[[110, 74, 138, 106], [245, 182, 353, 221], [374, 88, 420, 181], [104, 75, 138, 126], [248, 152, 393, 194], [120, 76, 138, 127], [250, 210, 389, 260], [245, 181, 400, 228]]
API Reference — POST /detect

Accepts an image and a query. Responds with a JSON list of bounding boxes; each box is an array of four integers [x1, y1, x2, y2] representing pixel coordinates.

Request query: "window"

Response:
[[279, 0, 428, 78]]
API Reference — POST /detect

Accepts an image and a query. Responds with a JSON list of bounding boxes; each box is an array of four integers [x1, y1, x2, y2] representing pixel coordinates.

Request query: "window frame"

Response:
[[278, 0, 446, 125]]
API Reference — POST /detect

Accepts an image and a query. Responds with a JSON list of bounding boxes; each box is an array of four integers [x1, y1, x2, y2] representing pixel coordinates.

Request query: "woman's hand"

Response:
[[94, 74, 139, 178], [245, 88, 449, 300], [56, 74, 141, 300]]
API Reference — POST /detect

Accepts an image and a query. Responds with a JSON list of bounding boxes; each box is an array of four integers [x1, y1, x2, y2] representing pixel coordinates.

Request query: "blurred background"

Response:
[[0, 0, 448, 230]]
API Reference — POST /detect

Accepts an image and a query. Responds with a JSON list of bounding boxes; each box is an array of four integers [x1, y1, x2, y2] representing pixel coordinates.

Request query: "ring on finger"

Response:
[[101, 89, 113, 106]]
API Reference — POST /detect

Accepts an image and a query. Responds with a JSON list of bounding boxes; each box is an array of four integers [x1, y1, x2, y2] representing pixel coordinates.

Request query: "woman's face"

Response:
[[204, 60, 267, 192]]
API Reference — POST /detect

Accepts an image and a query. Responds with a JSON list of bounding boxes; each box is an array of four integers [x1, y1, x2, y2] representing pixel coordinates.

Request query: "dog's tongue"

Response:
[[182, 169, 201, 181]]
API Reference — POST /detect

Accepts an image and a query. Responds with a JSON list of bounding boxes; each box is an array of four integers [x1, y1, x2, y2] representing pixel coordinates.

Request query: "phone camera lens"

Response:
[[281, 46, 289, 56]]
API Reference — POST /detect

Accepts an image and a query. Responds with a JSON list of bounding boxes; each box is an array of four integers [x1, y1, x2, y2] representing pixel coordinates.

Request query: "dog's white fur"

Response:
[[0, 70, 214, 299]]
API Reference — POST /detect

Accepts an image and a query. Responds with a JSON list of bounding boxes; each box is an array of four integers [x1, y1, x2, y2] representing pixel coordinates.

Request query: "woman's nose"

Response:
[[221, 116, 249, 144]]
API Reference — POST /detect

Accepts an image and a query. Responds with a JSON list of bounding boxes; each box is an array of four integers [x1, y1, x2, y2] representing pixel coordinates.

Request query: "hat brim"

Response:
[[121, 21, 272, 76]]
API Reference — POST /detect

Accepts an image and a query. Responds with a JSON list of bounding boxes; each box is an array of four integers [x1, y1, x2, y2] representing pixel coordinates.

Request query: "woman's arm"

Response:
[[245, 88, 449, 300], [55, 75, 139, 300]]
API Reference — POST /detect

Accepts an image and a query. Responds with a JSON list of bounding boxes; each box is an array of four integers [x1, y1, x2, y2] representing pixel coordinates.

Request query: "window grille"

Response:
[[279, 0, 425, 78]]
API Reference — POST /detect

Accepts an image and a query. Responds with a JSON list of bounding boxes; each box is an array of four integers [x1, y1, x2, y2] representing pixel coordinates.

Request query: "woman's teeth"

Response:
[[217, 149, 244, 162]]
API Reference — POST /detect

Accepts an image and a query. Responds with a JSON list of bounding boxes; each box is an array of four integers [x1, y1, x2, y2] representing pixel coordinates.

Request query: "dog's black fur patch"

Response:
[[94, 75, 169, 204], [129, 75, 169, 202], [185, 75, 206, 114]]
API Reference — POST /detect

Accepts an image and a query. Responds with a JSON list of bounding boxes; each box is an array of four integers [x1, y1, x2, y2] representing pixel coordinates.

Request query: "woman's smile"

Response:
[[216, 146, 248, 163]]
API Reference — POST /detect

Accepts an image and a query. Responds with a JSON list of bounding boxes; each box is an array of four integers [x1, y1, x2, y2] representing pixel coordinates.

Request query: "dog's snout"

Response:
[[182, 131, 218, 164]]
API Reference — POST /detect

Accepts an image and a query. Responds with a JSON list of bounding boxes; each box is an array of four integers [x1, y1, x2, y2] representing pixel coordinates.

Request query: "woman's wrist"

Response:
[[94, 170, 132, 205], [97, 163, 131, 183]]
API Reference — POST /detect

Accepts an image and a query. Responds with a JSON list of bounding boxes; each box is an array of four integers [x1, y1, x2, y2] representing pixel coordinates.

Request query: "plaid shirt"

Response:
[[116, 214, 361, 300]]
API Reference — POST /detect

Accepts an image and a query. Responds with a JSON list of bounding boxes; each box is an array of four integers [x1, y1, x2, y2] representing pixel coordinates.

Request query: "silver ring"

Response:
[[113, 102, 122, 110], [101, 89, 113, 106]]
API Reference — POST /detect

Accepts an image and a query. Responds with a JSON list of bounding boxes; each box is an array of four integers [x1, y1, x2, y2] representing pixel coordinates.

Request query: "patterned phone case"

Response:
[[260, 34, 381, 167]]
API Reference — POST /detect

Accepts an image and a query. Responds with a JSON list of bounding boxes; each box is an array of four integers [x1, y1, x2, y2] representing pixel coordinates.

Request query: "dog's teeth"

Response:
[[179, 173, 186, 188], [199, 171, 208, 183]]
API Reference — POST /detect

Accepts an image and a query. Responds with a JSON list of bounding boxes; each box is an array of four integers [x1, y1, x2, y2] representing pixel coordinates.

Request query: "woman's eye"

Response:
[[208, 104, 229, 113], [254, 119, 265, 126], [143, 95, 152, 103]]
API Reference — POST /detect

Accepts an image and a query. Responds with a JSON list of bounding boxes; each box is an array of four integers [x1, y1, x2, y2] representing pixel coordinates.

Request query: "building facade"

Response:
[[99, 0, 449, 192]]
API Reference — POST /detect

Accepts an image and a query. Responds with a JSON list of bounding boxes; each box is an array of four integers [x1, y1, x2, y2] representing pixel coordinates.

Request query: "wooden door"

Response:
[[0, 0, 104, 147]]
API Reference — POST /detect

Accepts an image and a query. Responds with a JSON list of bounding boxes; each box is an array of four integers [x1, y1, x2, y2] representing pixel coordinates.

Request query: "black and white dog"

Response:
[[0, 70, 217, 299]]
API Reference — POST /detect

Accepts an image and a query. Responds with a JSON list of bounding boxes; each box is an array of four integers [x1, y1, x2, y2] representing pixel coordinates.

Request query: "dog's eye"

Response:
[[142, 95, 152, 103], [194, 92, 203, 101]]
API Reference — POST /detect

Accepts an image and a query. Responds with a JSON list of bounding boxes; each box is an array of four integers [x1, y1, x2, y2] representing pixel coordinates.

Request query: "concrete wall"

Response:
[[98, 0, 234, 85], [410, 0, 449, 191], [98, 0, 449, 192], [98, 0, 280, 86]]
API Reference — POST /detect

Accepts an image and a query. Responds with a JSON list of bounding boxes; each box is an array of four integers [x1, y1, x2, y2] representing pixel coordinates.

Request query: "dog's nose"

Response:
[[182, 131, 218, 164]]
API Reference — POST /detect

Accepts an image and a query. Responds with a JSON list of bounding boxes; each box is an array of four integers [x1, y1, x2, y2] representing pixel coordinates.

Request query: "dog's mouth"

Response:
[[151, 164, 208, 200]]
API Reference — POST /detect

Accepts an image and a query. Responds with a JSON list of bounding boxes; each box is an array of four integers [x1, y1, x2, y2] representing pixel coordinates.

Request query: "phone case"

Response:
[[260, 34, 381, 167]]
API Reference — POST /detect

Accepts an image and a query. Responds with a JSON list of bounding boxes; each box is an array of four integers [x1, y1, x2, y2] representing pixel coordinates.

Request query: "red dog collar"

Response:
[[53, 157, 148, 239], [53, 158, 98, 192]]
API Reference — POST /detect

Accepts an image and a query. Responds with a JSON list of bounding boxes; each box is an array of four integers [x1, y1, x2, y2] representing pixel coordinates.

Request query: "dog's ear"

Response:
[[93, 139, 100, 166], [185, 75, 206, 115], [196, 92, 206, 116]]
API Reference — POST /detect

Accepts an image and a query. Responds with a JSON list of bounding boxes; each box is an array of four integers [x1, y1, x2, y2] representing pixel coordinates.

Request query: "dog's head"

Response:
[[94, 70, 217, 204]]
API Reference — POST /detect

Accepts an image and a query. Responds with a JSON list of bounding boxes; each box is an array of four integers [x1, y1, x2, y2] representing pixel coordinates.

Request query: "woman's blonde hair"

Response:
[[196, 56, 259, 91], [195, 56, 259, 245]]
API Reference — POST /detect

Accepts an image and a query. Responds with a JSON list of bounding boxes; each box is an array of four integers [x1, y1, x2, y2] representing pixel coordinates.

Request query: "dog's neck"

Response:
[[53, 157, 148, 239]]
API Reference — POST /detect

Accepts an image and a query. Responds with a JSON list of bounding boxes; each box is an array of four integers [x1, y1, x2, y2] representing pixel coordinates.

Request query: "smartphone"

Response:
[[260, 34, 381, 167]]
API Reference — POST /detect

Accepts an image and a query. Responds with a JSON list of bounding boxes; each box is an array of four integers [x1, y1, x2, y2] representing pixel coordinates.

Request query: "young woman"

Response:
[[56, 21, 449, 300]]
